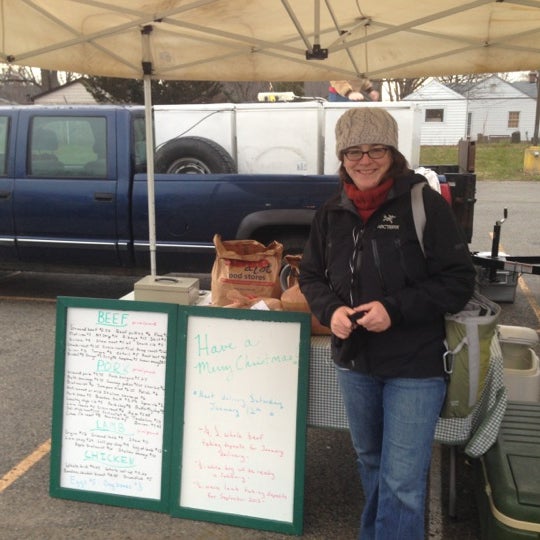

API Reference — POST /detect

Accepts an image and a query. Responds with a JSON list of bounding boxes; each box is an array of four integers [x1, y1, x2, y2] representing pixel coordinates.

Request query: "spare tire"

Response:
[[155, 136, 237, 174]]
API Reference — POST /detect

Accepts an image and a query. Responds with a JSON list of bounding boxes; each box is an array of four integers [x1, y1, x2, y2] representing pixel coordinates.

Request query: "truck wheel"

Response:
[[155, 136, 237, 174]]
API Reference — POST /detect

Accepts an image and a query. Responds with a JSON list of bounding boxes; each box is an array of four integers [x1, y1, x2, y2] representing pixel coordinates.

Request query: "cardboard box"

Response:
[[134, 275, 199, 305]]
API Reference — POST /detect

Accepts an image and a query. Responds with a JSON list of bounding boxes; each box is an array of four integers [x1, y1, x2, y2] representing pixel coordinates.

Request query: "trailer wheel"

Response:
[[155, 136, 237, 174]]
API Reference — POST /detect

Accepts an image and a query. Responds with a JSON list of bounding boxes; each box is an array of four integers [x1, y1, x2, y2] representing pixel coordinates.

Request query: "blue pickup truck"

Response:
[[0, 105, 340, 274]]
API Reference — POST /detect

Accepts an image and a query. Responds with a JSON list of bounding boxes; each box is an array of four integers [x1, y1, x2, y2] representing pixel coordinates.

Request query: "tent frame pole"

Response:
[[142, 25, 157, 277]]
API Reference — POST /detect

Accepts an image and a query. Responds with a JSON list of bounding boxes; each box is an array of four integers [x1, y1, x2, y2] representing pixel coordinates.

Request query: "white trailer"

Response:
[[153, 101, 421, 175]]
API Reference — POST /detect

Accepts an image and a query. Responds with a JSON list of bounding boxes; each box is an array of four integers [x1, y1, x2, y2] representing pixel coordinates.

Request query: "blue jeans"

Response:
[[336, 368, 446, 540]]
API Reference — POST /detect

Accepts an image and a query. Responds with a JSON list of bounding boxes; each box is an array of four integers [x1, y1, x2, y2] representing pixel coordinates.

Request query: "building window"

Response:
[[508, 111, 520, 129], [425, 109, 444, 122]]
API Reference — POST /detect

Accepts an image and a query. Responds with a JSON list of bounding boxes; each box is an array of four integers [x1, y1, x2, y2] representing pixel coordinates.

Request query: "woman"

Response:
[[299, 107, 476, 540]]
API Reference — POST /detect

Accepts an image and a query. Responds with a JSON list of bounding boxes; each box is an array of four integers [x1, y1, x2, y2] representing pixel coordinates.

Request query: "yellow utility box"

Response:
[[523, 146, 540, 174]]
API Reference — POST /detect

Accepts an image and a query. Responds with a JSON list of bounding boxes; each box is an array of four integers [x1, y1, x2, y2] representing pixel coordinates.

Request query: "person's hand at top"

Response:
[[347, 91, 366, 101]]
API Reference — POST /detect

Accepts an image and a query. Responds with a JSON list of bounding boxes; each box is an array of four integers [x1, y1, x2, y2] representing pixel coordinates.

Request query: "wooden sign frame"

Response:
[[170, 306, 311, 535], [50, 297, 178, 512]]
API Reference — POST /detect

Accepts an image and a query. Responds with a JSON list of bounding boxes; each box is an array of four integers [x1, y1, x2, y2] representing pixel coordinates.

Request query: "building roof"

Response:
[[448, 74, 537, 99], [512, 81, 538, 99], [31, 77, 97, 104], [403, 79, 465, 101]]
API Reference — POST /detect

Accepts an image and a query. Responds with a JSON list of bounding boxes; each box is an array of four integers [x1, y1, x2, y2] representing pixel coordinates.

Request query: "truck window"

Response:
[[133, 116, 146, 173], [29, 116, 108, 178], [0, 116, 8, 176]]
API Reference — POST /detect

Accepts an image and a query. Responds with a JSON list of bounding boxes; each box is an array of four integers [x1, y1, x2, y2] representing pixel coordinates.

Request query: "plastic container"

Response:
[[475, 255, 518, 303], [474, 401, 540, 539], [498, 325, 540, 402]]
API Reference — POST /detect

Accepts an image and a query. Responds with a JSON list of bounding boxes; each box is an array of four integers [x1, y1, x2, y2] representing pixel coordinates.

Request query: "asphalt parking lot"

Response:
[[1, 181, 539, 539]]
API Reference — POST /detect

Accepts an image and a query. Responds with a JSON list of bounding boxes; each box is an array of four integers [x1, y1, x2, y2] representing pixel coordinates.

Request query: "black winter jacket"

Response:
[[299, 173, 476, 378]]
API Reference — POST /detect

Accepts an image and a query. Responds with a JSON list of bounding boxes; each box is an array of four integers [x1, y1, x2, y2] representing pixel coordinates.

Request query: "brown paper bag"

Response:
[[280, 254, 332, 335], [211, 234, 283, 306]]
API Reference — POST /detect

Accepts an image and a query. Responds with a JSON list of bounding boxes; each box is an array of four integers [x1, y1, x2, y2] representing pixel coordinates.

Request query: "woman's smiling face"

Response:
[[342, 145, 393, 191]]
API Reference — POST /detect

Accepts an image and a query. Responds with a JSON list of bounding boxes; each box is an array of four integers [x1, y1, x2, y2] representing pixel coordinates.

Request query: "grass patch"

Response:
[[420, 142, 540, 181]]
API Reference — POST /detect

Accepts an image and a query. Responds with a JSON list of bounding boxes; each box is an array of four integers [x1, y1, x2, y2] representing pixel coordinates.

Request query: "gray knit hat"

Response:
[[335, 107, 398, 158]]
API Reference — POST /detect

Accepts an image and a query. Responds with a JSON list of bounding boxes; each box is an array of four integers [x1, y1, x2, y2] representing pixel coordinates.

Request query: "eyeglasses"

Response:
[[342, 147, 389, 161]]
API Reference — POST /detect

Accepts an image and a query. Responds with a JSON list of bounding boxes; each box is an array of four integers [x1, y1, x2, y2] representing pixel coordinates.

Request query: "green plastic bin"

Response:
[[474, 401, 540, 539]]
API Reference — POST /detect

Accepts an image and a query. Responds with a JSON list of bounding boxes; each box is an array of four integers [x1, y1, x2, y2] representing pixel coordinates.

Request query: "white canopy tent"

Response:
[[3, 1, 540, 81], [2, 0, 540, 274]]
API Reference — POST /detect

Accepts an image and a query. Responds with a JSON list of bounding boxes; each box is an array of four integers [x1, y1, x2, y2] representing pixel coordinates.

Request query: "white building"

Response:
[[464, 74, 537, 142], [404, 74, 538, 145], [402, 80, 467, 145]]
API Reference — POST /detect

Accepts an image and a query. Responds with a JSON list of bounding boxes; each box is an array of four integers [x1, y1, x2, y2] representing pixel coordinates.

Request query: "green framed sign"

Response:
[[170, 306, 311, 535], [50, 297, 178, 512], [50, 298, 310, 534]]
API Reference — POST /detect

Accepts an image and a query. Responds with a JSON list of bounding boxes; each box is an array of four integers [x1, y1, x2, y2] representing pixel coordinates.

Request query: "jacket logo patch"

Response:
[[378, 213, 399, 230]]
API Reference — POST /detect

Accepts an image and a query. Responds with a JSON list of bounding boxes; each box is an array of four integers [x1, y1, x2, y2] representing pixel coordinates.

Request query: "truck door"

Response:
[[0, 112, 16, 264], [13, 110, 121, 268]]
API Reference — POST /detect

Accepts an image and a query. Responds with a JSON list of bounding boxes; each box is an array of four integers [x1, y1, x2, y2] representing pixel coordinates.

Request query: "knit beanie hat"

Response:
[[335, 107, 398, 158]]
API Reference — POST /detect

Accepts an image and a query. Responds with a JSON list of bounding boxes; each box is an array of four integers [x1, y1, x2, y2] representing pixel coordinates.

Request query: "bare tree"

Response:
[[436, 72, 518, 86], [0, 64, 40, 103], [383, 78, 429, 101], [221, 81, 270, 102], [382, 73, 500, 100], [0, 63, 79, 103], [84, 75, 224, 104]]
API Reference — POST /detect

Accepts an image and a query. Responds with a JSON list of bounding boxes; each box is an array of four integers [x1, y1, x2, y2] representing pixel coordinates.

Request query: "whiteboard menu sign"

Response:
[[50, 299, 310, 533], [50, 297, 177, 512], [171, 306, 310, 535]]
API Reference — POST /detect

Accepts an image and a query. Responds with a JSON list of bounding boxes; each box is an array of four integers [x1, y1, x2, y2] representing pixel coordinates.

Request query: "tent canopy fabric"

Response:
[[2, 0, 540, 82]]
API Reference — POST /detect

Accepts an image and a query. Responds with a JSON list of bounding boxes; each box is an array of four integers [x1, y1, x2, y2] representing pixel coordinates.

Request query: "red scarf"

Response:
[[343, 178, 394, 222]]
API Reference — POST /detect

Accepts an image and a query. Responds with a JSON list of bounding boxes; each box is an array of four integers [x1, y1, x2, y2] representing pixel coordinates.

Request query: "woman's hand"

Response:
[[354, 301, 391, 333], [347, 91, 365, 101], [331, 301, 391, 338], [330, 306, 357, 339]]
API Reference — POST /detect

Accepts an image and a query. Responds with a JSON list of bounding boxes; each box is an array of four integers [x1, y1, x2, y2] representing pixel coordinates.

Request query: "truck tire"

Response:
[[155, 136, 237, 174]]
